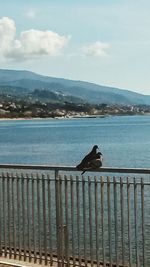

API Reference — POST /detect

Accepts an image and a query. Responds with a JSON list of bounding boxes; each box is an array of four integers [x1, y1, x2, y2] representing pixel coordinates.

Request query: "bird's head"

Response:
[[96, 152, 103, 159], [97, 152, 102, 155], [93, 145, 99, 150]]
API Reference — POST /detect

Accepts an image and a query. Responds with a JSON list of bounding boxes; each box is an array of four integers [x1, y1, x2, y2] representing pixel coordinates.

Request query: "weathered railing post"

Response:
[[55, 169, 61, 267], [0, 177, 2, 256]]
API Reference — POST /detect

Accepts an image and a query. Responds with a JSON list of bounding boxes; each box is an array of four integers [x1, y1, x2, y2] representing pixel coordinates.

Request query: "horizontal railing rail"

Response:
[[0, 164, 150, 174]]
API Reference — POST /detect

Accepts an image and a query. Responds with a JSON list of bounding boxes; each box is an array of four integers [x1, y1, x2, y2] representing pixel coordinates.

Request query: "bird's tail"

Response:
[[76, 163, 84, 170]]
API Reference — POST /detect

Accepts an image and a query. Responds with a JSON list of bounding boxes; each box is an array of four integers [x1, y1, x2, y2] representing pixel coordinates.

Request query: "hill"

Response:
[[0, 69, 150, 105]]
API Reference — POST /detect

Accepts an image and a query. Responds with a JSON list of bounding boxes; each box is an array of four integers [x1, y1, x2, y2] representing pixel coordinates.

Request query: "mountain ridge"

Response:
[[0, 68, 150, 105]]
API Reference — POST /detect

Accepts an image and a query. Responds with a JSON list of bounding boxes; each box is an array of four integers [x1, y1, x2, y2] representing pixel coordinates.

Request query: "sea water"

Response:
[[0, 115, 149, 168]]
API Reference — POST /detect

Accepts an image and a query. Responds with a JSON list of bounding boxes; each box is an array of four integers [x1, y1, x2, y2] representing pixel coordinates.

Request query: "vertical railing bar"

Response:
[[16, 173, 21, 260], [7, 173, 11, 258], [76, 176, 81, 267], [0, 176, 2, 256], [134, 177, 139, 267], [47, 174, 53, 266], [42, 174, 48, 265], [71, 175, 75, 267], [55, 170, 61, 267], [82, 176, 87, 267], [21, 173, 26, 261], [107, 176, 112, 267], [31, 173, 37, 263], [2, 173, 7, 257], [37, 173, 42, 264], [88, 176, 93, 267], [120, 177, 125, 266], [95, 176, 99, 267], [27, 174, 31, 262], [127, 177, 132, 267], [101, 176, 105, 267], [64, 175, 69, 267], [114, 176, 118, 267], [12, 174, 17, 259], [58, 175, 64, 267], [141, 177, 145, 267]]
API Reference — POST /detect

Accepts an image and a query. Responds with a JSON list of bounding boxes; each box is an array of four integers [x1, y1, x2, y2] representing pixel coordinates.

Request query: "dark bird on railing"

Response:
[[81, 152, 103, 175], [76, 145, 99, 171]]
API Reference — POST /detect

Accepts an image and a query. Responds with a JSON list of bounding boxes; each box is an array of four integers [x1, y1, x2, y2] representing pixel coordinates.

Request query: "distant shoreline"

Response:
[[0, 113, 150, 121]]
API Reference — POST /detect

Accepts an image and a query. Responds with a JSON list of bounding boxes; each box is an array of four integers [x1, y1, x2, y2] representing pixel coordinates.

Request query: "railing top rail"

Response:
[[0, 164, 150, 174]]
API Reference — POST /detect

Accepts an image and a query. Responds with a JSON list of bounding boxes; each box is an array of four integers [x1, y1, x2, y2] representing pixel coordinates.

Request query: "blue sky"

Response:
[[0, 0, 150, 95]]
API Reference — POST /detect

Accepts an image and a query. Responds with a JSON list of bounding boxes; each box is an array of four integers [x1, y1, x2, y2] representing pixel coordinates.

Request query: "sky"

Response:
[[0, 0, 150, 95]]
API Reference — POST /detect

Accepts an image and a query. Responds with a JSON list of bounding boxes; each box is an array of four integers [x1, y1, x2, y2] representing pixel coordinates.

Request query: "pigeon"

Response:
[[81, 152, 103, 175], [76, 145, 99, 171]]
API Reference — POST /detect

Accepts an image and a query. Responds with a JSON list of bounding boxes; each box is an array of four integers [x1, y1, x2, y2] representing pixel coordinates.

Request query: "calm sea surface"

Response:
[[0, 115, 150, 168]]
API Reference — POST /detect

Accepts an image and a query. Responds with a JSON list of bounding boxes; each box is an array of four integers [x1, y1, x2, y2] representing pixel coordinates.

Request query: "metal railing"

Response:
[[0, 164, 150, 267]]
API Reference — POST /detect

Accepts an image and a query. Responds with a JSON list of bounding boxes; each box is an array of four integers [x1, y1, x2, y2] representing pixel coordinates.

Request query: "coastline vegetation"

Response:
[[0, 97, 150, 119]]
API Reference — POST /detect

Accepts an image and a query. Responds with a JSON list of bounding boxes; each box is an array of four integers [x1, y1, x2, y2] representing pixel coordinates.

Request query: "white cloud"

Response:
[[82, 41, 110, 57], [0, 17, 70, 61], [0, 17, 16, 55]]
